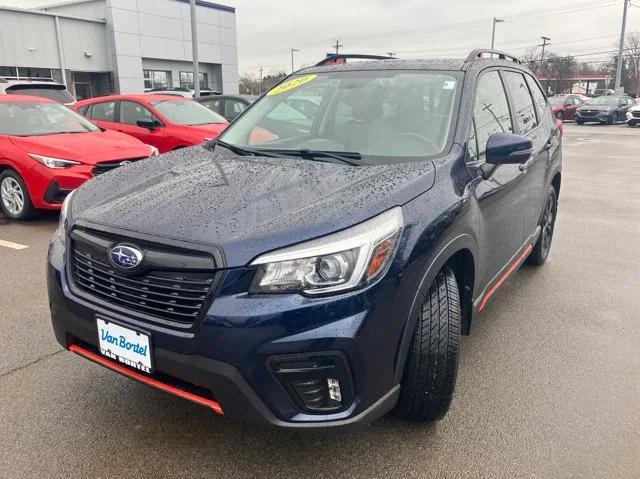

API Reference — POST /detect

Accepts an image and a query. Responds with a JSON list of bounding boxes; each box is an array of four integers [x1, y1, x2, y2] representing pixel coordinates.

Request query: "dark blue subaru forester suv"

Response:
[[48, 50, 562, 429]]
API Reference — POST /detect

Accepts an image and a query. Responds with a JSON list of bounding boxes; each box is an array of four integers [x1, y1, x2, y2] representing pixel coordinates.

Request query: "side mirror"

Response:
[[485, 133, 533, 165], [137, 119, 161, 130]]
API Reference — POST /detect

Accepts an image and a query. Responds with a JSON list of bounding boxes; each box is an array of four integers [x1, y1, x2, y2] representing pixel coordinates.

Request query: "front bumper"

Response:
[[47, 234, 403, 429], [28, 163, 94, 209], [574, 110, 612, 123]]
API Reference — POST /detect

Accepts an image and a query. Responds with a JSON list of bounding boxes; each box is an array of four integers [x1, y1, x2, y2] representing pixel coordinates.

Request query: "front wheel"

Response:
[[394, 266, 460, 422], [526, 188, 558, 266], [576, 120, 584, 125], [0, 170, 36, 220]]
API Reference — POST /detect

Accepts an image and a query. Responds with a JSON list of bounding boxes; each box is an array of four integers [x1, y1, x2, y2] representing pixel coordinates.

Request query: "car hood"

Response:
[[10, 130, 150, 165], [70, 146, 440, 267]]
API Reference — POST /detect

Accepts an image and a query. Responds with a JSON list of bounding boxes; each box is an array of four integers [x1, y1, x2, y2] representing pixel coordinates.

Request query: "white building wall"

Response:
[[0, 7, 108, 71], [105, 0, 238, 94], [43, 0, 106, 19]]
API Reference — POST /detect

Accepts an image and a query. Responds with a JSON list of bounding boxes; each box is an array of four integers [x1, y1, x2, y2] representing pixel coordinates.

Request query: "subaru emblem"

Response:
[[109, 245, 143, 269]]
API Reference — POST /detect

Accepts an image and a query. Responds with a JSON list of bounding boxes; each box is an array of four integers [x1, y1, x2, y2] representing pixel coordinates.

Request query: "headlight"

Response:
[[29, 153, 81, 169], [145, 144, 159, 157], [250, 207, 403, 295], [56, 190, 75, 244]]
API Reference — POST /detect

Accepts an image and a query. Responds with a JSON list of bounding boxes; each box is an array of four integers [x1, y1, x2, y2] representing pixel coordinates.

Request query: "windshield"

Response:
[[587, 96, 620, 106], [152, 100, 227, 125], [6, 85, 75, 103], [0, 102, 99, 136], [218, 70, 461, 163]]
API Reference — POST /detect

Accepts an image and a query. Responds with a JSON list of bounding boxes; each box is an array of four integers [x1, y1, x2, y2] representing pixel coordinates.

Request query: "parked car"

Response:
[[626, 103, 640, 126], [0, 96, 156, 219], [0, 78, 75, 106], [146, 87, 220, 98], [574, 95, 635, 124], [197, 94, 257, 121], [74, 94, 228, 153], [548, 94, 585, 121], [48, 50, 562, 429]]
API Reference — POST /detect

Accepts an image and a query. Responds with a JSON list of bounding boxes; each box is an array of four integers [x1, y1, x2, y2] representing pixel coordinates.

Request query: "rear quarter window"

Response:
[[525, 75, 553, 122]]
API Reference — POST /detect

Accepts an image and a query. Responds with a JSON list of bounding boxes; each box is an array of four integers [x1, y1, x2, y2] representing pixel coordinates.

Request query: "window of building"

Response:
[[470, 71, 513, 160], [143, 70, 171, 90], [17, 67, 52, 79], [179, 71, 208, 89], [0, 66, 17, 77], [502, 71, 538, 134]]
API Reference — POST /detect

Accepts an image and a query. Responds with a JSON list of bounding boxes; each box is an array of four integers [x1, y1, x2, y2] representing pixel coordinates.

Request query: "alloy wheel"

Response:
[[1, 177, 25, 216]]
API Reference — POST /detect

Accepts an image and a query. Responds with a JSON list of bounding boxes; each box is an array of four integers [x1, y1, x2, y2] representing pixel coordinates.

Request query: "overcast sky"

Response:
[[5, 0, 640, 76]]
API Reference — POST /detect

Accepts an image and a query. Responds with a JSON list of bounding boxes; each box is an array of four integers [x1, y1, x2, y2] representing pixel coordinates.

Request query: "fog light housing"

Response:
[[269, 352, 354, 414]]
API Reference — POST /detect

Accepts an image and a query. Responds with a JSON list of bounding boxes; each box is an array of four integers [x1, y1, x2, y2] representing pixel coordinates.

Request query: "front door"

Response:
[[116, 101, 165, 149], [466, 70, 528, 289]]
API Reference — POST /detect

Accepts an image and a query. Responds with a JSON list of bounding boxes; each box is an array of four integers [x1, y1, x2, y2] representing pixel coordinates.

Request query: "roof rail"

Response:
[[315, 54, 395, 66], [466, 49, 521, 64]]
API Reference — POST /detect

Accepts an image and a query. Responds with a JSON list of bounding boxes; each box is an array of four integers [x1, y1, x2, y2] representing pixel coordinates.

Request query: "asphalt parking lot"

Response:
[[1, 123, 638, 478]]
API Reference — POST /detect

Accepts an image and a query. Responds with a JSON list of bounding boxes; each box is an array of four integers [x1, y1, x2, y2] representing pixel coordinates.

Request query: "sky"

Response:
[[4, 0, 640, 76]]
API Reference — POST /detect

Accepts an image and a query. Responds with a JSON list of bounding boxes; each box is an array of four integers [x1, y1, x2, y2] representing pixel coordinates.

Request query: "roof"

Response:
[[0, 95, 55, 103], [40, 0, 235, 13], [300, 58, 467, 74], [76, 94, 191, 105]]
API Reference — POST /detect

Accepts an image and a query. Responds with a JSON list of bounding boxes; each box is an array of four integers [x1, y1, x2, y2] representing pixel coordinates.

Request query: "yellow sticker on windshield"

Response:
[[267, 74, 317, 96]]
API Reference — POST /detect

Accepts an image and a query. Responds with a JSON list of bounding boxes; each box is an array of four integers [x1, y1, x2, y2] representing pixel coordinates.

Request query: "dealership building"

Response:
[[0, 0, 239, 99]]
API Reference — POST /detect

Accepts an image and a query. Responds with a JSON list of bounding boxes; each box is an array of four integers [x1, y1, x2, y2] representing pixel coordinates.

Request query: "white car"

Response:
[[0, 78, 75, 106], [626, 103, 640, 127], [145, 87, 219, 98]]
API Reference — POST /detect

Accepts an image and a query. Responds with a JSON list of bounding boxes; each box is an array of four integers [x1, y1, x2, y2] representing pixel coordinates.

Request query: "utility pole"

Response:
[[491, 17, 504, 50], [615, 0, 630, 92], [189, 0, 200, 97], [386, 52, 396, 58], [332, 40, 343, 55], [291, 48, 300, 73], [539, 36, 551, 76], [258, 67, 263, 95]]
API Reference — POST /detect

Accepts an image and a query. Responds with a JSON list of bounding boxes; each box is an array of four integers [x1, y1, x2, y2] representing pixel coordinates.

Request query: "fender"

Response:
[[393, 232, 478, 384]]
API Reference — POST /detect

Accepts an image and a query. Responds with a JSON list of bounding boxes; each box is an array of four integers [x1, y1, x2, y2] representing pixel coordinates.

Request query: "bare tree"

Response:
[[522, 46, 541, 73], [624, 32, 640, 96]]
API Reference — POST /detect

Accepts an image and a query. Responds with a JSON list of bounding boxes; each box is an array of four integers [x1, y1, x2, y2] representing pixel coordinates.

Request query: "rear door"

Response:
[[466, 69, 528, 288], [85, 100, 119, 131], [116, 101, 165, 148], [502, 71, 554, 240]]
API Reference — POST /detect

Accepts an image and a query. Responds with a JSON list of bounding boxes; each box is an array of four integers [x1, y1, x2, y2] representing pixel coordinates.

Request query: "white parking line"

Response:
[[0, 239, 29, 250]]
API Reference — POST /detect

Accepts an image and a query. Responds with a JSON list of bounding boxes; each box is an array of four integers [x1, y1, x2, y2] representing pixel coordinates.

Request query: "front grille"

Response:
[[579, 110, 599, 118], [92, 158, 146, 176], [633, 111, 640, 118], [69, 228, 218, 327]]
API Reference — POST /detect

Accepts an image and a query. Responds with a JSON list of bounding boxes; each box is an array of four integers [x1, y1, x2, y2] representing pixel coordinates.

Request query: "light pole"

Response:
[[291, 48, 300, 73], [539, 36, 551, 77], [615, 0, 630, 92], [189, 0, 200, 98], [491, 17, 504, 49]]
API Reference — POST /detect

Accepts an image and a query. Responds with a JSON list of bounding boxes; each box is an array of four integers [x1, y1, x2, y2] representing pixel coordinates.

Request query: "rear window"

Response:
[[5, 85, 75, 104], [502, 71, 538, 134]]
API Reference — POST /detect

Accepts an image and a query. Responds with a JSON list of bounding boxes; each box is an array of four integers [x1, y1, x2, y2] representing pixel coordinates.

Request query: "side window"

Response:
[[472, 71, 513, 159], [89, 101, 116, 122], [226, 100, 247, 120], [503, 71, 537, 134], [120, 101, 154, 126]]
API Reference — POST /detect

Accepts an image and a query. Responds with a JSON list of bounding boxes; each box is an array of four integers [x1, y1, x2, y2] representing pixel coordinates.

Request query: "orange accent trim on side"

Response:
[[68, 344, 223, 415], [479, 244, 533, 312]]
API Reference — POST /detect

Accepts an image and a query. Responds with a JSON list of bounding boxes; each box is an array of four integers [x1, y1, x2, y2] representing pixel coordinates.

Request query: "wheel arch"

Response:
[[393, 233, 478, 384], [551, 171, 561, 197]]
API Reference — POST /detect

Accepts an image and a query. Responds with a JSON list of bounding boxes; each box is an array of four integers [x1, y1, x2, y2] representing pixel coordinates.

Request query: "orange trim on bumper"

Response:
[[479, 244, 533, 312], [68, 344, 223, 415]]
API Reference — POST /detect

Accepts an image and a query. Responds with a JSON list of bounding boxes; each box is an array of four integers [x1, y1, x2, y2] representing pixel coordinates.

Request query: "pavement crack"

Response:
[[0, 349, 65, 379]]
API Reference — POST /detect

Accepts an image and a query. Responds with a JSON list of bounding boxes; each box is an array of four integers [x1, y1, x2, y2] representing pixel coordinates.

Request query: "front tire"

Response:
[[0, 170, 35, 220], [526, 188, 558, 266], [576, 120, 584, 125], [395, 266, 460, 422]]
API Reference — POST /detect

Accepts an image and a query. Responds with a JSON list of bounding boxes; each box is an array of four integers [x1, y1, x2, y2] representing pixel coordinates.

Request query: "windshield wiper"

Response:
[[256, 149, 363, 166], [214, 140, 287, 158]]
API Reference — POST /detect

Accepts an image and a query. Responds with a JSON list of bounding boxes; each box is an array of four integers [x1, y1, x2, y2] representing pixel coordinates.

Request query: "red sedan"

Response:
[[74, 94, 228, 153], [548, 94, 585, 121], [0, 96, 155, 220]]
